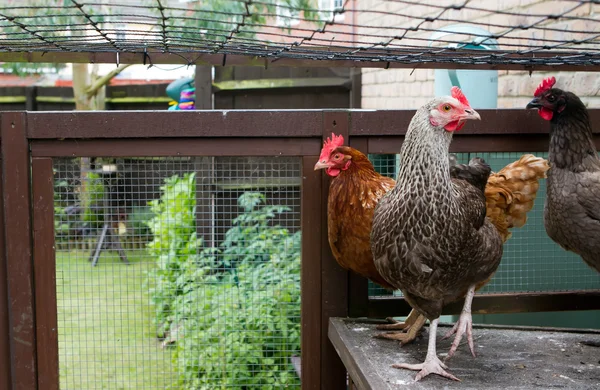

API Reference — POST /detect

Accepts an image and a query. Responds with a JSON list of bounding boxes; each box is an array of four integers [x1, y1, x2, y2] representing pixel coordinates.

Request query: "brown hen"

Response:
[[316, 134, 549, 347]]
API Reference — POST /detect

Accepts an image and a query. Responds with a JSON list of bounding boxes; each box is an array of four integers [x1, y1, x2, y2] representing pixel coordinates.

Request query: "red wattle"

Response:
[[326, 168, 341, 177], [444, 120, 465, 132], [538, 108, 553, 121]]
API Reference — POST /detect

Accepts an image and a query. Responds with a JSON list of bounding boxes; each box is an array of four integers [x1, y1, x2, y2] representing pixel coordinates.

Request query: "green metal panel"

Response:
[[367, 152, 600, 328]]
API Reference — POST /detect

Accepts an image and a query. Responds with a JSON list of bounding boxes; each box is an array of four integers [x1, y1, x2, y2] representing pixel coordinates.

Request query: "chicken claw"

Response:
[[443, 284, 476, 359], [392, 319, 461, 382], [375, 313, 426, 345], [376, 310, 420, 331]]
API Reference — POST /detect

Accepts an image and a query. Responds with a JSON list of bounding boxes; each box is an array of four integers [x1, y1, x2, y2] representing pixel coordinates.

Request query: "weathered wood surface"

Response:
[[329, 318, 600, 390]]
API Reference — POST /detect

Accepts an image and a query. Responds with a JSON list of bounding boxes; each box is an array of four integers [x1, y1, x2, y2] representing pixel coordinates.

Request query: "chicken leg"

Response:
[[392, 318, 460, 382], [442, 284, 476, 359], [374, 310, 426, 345]]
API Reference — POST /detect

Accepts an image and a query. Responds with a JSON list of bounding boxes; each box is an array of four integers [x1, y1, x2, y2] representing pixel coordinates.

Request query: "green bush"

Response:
[[146, 174, 301, 389], [146, 173, 204, 335], [82, 172, 105, 230]]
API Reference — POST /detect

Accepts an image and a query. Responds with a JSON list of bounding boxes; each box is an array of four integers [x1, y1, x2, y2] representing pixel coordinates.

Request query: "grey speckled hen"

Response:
[[370, 87, 503, 382], [526, 77, 600, 272]]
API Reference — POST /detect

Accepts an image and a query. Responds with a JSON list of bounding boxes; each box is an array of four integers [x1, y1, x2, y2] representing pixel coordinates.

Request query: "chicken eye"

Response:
[[442, 104, 452, 112], [547, 95, 556, 102], [333, 154, 341, 160]]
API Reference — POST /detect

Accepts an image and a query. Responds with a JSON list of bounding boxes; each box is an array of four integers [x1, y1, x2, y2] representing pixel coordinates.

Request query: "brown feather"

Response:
[[326, 147, 396, 290]]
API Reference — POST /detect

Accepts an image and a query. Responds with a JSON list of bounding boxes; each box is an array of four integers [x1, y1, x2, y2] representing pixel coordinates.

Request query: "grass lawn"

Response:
[[56, 249, 179, 390]]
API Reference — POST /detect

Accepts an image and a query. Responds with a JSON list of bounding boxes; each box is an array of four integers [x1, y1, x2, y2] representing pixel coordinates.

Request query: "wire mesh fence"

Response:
[[0, 0, 599, 68], [368, 151, 600, 297], [54, 156, 302, 389]]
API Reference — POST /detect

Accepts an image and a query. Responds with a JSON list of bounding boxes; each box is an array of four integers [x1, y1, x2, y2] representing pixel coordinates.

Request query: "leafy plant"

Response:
[[146, 173, 204, 335], [146, 174, 301, 389], [53, 170, 71, 242], [81, 172, 105, 230]]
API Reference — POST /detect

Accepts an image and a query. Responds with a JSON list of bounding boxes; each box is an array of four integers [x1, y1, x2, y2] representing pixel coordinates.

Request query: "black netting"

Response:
[[0, 0, 598, 67]]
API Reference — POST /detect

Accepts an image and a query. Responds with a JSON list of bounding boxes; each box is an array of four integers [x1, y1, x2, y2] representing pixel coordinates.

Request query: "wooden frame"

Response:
[[1, 108, 599, 389]]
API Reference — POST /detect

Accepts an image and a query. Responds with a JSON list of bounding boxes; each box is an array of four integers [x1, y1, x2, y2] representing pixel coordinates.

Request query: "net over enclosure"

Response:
[[0, 0, 598, 69]]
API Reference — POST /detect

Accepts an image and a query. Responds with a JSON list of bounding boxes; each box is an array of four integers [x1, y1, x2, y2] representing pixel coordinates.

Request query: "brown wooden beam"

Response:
[[301, 155, 323, 390], [31, 158, 59, 390], [26, 110, 323, 139], [367, 291, 600, 318], [1, 112, 37, 390], [320, 111, 350, 390], [30, 138, 322, 158], [24, 109, 600, 141], [0, 156, 11, 390]]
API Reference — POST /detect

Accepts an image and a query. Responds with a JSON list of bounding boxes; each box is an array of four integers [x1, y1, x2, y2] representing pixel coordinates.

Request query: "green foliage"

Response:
[[53, 169, 71, 242], [146, 173, 202, 334], [146, 174, 301, 389], [127, 205, 154, 238], [82, 172, 105, 230]]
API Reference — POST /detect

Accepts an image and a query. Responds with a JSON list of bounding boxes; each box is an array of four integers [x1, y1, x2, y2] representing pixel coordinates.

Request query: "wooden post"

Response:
[[349, 69, 361, 109], [194, 65, 213, 109], [193, 65, 215, 247], [25, 86, 38, 111], [1, 112, 37, 389], [31, 157, 59, 390], [320, 111, 349, 389], [0, 155, 12, 390], [301, 155, 323, 390]]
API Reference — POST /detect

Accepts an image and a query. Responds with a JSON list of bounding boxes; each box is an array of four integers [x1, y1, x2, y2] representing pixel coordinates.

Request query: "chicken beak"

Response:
[[314, 161, 329, 171], [526, 97, 541, 109], [463, 108, 481, 121]]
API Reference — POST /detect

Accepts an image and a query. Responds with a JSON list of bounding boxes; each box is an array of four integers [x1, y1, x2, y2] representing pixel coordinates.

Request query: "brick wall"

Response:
[[359, 1, 600, 109]]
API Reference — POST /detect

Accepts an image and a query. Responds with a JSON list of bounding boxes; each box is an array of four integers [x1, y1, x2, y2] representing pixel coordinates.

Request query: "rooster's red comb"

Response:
[[319, 133, 344, 161], [534, 76, 556, 97], [451, 86, 470, 107]]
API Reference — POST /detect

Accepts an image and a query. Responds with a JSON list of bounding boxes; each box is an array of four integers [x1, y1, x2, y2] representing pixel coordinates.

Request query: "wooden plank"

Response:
[[31, 158, 59, 390], [194, 65, 213, 110], [1, 50, 599, 72], [367, 291, 600, 318], [212, 77, 351, 92], [346, 137, 370, 319], [25, 87, 38, 111], [351, 109, 600, 136], [26, 109, 600, 140], [329, 317, 600, 389], [321, 111, 349, 390], [349, 70, 361, 109], [26, 110, 323, 139], [0, 158, 12, 390], [301, 155, 323, 390], [367, 134, 600, 154], [328, 318, 389, 390], [30, 138, 322, 158], [1, 112, 37, 389]]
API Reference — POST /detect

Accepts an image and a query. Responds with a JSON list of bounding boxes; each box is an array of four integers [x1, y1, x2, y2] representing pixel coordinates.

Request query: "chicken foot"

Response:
[[392, 318, 460, 382], [442, 284, 476, 359], [376, 309, 421, 330], [374, 313, 426, 345]]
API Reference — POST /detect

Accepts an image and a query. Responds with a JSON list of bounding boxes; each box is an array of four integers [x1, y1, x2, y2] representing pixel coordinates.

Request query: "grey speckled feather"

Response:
[[370, 99, 503, 320], [543, 90, 600, 272]]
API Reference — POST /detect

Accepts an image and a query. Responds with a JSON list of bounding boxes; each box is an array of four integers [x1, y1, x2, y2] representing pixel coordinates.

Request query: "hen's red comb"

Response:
[[534, 76, 556, 97], [319, 133, 344, 161], [451, 86, 470, 106]]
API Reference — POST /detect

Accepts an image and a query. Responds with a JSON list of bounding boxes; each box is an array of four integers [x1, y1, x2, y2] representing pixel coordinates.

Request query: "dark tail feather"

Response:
[[449, 156, 491, 194]]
